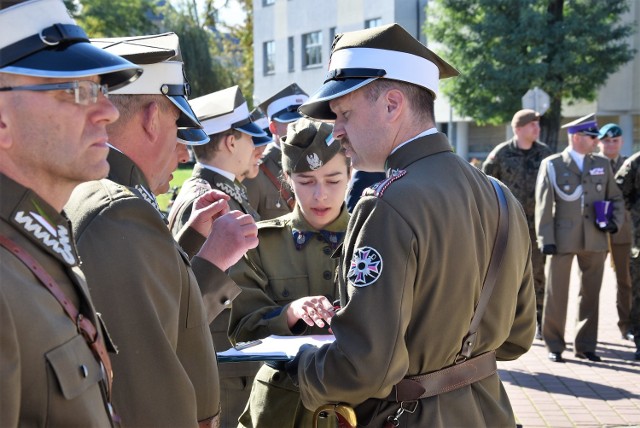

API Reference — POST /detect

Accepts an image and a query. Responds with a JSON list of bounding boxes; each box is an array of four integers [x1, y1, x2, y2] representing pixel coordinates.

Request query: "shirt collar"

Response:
[[197, 162, 236, 182]]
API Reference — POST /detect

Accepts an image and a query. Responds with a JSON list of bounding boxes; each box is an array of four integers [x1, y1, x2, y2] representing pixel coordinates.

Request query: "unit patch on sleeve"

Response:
[[347, 246, 383, 287]]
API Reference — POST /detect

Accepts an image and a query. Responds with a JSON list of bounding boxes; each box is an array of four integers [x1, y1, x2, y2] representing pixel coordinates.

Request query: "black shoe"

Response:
[[634, 349, 640, 360], [548, 352, 564, 362], [622, 331, 634, 341], [535, 324, 543, 340], [575, 351, 601, 362]]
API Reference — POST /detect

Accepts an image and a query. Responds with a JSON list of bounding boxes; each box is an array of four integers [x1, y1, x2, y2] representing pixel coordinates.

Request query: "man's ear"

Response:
[[384, 89, 404, 121], [141, 101, 161, 142], [0, 107, 11, 149], [269, 121, 278, 135], [223, 133, 236, 153]]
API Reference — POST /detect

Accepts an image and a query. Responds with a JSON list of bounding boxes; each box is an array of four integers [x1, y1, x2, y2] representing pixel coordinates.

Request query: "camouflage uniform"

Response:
[[615, 152, 640, 357], [483, 138, 553, 324]]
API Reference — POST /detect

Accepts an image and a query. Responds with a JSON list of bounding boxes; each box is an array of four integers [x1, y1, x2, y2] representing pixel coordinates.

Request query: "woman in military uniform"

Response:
[[229, 118, 350, 427]]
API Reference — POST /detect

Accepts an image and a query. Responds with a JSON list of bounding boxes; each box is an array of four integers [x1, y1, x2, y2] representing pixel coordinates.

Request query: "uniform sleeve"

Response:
[[228, 248, 295, 344], [605, 160, 625, 229], [295, 199, 415, 410], [535, 159, 555, 247], [616, 159, 639, 211], [482, 148, 501, 179], [0, 287, 20, 427], [191, 256, 241, 324]]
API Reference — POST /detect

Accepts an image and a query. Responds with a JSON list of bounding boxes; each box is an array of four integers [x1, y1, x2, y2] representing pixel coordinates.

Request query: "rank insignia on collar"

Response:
[[347, 246, 383, 287], [364, 169, 407, 198], [13, 211, 77, 265]]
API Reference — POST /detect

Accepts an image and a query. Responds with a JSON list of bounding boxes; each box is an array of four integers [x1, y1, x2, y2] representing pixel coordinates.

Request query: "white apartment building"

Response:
[[253, 0, 639, 158]]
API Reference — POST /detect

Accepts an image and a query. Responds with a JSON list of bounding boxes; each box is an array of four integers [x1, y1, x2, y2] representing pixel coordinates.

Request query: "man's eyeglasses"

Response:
[[0, 81, 108, 105], [580, 133, 598, 140]]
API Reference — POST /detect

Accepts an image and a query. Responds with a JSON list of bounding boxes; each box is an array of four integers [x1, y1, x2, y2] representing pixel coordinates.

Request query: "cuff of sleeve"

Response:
[[176, 226, 206, 259], [192, 256, 241, 323]]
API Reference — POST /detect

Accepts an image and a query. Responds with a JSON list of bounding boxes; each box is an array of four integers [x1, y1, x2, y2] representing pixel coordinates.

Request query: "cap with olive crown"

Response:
[[282, 118, 340, 173], [299, 23, 459, 120], [258, 83, 308, 123]]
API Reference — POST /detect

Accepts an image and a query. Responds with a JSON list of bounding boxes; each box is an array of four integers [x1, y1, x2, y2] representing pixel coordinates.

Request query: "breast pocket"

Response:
[[589, 175, 606, 194], [268, 276, 310, 305], [46, 334, 102, 400], [555, 173, 581, 195]]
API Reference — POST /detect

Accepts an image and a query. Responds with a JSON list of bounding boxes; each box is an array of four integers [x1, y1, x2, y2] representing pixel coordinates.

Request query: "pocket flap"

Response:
[[46, 335, 102, 400]]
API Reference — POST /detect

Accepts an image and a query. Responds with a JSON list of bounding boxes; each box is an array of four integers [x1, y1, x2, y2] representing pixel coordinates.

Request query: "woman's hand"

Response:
[[287, 296, 336, 329]]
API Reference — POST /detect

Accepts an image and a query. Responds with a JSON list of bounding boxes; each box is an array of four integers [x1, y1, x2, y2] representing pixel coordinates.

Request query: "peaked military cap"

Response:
[[0, 0, 141, 90], [259, 83, 309, 123], [561, 113, 599, 136], [94, 33, 207, 144], [598, 123, 622, 139], [250, 107, 272, 146], [281, 118, 340, 174], [299, 23, 459, 120], [190, 86, 268, 146]]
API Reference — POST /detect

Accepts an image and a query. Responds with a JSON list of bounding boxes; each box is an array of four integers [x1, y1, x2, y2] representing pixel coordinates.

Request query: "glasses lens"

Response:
[[75, 81, 108, 105]]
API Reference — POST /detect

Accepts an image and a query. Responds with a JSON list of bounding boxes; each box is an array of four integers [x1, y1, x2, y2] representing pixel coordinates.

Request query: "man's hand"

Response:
[[185, 190, 231, 237], [196, 211, 258, 271], [286, 296, 336, 329], [541, 244, 557, 255], [597, 221, 618, 234]]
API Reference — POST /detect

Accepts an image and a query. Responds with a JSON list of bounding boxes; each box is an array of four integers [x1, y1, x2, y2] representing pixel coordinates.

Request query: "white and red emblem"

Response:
[[348, 246, 383, 287]]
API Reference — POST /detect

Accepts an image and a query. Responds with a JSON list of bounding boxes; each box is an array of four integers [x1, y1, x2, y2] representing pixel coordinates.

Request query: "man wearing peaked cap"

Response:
[[0, 0, 139, 425], [243, 83, 310, 220], [536, 113, 623, 364], [167, 84, 267, 428], [285, 23, 536, 427], [597, 123, 634, 342], [65, 33, 259, 428], [483, 109, 553, 341]]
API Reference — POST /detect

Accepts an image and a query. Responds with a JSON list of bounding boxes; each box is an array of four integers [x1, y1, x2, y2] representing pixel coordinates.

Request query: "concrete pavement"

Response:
[[498, 256, 640, 427]]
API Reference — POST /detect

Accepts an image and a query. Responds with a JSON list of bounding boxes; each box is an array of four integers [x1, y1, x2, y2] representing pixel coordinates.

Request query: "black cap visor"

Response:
[[252, 134, 272, 147], [2, 41, 142, 90], [168, 94, 201, 128], [298, 77, 377, 120], [234, 119, 269, 138], [177, 128, 209, 145]]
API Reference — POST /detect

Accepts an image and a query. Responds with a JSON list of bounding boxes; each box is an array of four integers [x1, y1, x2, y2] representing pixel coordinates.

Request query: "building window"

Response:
[[365, 18, 382, 28], [263, 40, 275, 75], [288, 36, 295, 72], [263, 0, 275, 6], [302, 31, 322, 68]]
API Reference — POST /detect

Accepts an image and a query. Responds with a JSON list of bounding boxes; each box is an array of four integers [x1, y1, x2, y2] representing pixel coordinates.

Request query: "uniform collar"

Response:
[[0, 174, 80, 266], [197, 162, 236, 182], [290, 204, 349, 250], [385, 132, 453, 172]]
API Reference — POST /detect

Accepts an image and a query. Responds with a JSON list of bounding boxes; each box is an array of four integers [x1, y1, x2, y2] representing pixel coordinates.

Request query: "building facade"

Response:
[[253, 0, 639, 159]]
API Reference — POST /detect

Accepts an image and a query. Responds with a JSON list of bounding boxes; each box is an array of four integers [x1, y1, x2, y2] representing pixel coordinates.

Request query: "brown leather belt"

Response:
[[385, 351, 497, 402]]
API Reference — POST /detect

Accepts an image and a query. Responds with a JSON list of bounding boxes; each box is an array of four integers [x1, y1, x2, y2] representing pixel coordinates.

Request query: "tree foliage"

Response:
[[426, 0, 636, 151], [75, 0, 159, 37], [219, 0, 254, 107]]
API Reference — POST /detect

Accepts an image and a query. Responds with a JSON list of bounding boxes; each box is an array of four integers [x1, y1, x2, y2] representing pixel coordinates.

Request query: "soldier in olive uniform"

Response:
[[229, 118, 350, 427], [483, 109, 553, 339], [243, 84, 310, 220], [0, 0, 140, 425], [285, 24, 536, 427], [167, 85, 269, 428], [597, 123, 634, 340], [65, 34, 258, 428], [614, 151, 640, 360], [536, 114, 624, 363]]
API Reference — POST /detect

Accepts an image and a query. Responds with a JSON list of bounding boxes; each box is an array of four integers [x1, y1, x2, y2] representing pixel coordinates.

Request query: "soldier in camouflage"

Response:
[[614, 151, 640, 360], [483, 109, 553, 339]]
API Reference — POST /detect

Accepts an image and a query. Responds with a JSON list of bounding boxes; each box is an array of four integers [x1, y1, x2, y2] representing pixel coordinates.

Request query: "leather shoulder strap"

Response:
[[457, 178, 509, 361], [0, 234, 114, 400], [260, 163, 296, 210]]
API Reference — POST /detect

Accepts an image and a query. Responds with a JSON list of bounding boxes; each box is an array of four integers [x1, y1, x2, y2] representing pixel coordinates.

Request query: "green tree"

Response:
[[426, 0, 636, 152], [219, 0, 254, 107], [75, 0, 159, 37]]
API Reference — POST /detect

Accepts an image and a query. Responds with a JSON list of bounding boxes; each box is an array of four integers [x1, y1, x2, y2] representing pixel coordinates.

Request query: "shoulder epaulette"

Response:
[[362, 169, 407, 198]]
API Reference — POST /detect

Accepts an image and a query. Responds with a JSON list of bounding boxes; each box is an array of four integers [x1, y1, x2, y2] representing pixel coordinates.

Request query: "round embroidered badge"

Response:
[[348, 246, 383, 287]]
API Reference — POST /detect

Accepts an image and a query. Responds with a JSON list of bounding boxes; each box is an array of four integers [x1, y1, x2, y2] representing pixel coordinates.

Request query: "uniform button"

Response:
[[317, 235, 323, 241], [282, 289, 290, 297], [222, 299, 232, 307], [80, 364, 88, 378], [323, 246, 331, 255], [323, 271, 332, 280]]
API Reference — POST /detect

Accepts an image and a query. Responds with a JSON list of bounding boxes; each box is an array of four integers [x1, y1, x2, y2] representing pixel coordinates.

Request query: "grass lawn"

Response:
[[157, 164, 194, 213]]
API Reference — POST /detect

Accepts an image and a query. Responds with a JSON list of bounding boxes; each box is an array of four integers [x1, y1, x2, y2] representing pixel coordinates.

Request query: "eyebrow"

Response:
[[296, 171, 345, 179]]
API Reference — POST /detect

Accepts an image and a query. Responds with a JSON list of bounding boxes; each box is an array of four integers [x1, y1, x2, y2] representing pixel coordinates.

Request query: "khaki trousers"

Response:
[[543, 251, 607, 353]]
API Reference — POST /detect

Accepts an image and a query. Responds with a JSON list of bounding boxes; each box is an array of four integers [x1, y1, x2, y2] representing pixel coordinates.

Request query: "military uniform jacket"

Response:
[[0, 174, 113, 427], [244, 144, 292, 220], [604, 155, 632, 245], [294, 133, 536, 427], [167, 162, 260, 378], [229, 205, 348, 343], [535, 148, 624, 253], [615, 151, 640, 251], [482, 138, 552, 229], [65, 149, 238, 427]]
